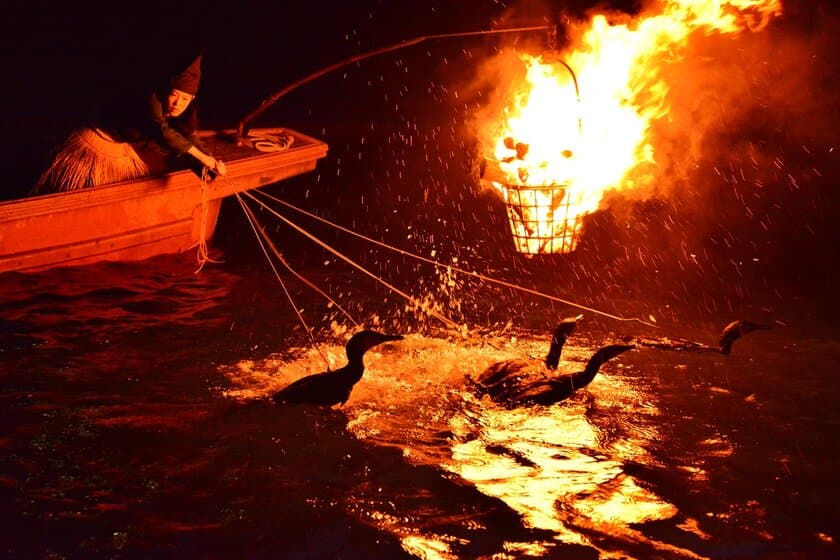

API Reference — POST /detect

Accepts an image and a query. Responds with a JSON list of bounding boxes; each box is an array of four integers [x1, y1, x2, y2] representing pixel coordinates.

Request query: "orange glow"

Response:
[[478, 0, 783, 253]]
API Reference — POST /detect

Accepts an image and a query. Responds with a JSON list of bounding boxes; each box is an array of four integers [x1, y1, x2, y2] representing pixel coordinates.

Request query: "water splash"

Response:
[[219, 329, 714, 557]]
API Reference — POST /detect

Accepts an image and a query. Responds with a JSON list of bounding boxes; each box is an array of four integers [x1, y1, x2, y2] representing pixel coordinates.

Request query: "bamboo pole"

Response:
[[236, 25, 555, 144]]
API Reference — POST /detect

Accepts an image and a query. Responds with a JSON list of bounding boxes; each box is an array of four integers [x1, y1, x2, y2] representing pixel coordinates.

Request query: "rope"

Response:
[[193, 168, 224, 273], [251, 189, 659, 329], [238, 195, 360, 328], [242, 191, 464, 333], [236, 193, 331, 368], [246, 131, 295, 153]]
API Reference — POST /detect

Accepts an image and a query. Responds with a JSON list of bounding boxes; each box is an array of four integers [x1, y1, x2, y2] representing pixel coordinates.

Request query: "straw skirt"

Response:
[[34, 128, 150, 194]]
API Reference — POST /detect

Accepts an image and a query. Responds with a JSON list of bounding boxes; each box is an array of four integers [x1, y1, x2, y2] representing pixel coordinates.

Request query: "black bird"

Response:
[[718, 320, 771, 354], [471, 316, 582, 399], [498, 344, 635, 405], [629, 319, 771, 354], [273, 330, 404, 407], [475, 344, 635, 406]]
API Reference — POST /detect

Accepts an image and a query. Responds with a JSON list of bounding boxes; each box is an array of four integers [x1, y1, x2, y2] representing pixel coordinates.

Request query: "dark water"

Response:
[[1, 252, 838, 559]]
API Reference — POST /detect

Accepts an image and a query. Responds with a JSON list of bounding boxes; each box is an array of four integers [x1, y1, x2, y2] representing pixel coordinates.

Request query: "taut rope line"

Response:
[[251, 188, 659, 329], [238, 194, 361, 329], [236, 193, 330, 368], [242, 191, 463, 332]]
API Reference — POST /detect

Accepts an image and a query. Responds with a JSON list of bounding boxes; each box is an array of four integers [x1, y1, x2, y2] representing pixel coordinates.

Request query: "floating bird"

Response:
[[628, 319, 772, 354], [471, 316, 582, 400], [468, 316, 633, 406], [273, 330, 403, 407], [474, 344, 635, 406], [717, 320, 771, 354]]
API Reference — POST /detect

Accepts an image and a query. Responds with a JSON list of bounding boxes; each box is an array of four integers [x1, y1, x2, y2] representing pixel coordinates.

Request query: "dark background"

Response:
[[1, 0, 837, 325]]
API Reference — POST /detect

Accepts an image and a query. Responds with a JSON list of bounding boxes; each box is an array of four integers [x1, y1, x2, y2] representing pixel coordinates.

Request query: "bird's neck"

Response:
[[562, 361, 601, 392], [339, 354, 366, 384], [575, 365, 599, 388], [544, 336, 566, 370]]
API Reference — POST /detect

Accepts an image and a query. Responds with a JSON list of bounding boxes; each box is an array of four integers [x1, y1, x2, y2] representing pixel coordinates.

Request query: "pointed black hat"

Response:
[[170, 55, 201, 95]]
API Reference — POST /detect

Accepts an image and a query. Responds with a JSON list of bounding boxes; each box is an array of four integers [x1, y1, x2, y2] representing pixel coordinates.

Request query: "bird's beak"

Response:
[[383, 334, 404, 342]]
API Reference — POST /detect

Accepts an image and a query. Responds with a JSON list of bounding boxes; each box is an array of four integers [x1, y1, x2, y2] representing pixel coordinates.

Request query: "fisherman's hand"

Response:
[[213, 159, 227, 176]]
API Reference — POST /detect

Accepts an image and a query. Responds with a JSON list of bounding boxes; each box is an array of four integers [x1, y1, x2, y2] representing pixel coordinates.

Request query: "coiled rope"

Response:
[[193, 168, 224, 273]]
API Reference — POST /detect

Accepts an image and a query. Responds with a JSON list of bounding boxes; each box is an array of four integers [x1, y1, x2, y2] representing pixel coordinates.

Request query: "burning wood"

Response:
[[475, 0, 783, 255]]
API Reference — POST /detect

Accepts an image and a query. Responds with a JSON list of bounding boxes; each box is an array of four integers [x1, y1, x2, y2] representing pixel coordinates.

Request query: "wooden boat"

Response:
[[0, 128, 327, 274]]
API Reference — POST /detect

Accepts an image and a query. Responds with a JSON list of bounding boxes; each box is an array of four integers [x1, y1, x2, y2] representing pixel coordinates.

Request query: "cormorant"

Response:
[[628, 319, 771, 354], [473, 344, 635, 406], [718, 320, 771, 354], [471, 316, 582, 400], [273, 330, 404, 407]]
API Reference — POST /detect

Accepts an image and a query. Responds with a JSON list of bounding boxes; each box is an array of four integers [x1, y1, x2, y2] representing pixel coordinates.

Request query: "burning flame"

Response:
[[479, 0, 783, 254]]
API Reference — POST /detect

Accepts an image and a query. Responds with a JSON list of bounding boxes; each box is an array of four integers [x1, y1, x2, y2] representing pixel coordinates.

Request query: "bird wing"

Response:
[[273, 371, 334, 404], [474, 360, 546, 400], [506, 380, 565, 406], [475, 359, 528, 387]]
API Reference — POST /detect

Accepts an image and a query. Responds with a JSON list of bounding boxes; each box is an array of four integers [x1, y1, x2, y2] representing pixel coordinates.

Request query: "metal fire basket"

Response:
[[479, 55, 584, 255], [500, 182, 585, 254]]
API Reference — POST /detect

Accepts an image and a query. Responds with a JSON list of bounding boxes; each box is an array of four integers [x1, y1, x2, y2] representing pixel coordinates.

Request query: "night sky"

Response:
[[0, 0, 645, 196]]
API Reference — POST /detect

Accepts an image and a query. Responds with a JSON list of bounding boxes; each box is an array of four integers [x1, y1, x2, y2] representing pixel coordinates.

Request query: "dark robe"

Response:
[[93, 88, 202, 175]]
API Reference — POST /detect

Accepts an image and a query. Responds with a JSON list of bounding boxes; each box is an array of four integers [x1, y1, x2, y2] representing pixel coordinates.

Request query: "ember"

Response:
[[477, 0, 783, 254]]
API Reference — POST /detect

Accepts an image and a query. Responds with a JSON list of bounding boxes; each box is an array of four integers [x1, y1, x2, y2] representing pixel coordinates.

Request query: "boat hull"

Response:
[[0, 128, 327, 273]]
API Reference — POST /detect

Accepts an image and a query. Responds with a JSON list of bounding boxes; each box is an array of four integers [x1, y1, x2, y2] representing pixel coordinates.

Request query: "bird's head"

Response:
[[718, 320, 771, 354], [557, 314, 583, 330], [552, 315, 583, 342], [345, 330, 404, 358]]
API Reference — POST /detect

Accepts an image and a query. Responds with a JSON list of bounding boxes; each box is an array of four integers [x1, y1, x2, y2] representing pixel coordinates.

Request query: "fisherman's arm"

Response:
[[186, 145, 227, 175], [150, 95, 227, 175]]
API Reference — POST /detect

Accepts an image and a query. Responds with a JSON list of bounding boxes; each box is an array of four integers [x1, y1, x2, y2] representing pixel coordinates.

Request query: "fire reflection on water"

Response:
[[446, 405, 675, 542], [222, 331, 715, 558]]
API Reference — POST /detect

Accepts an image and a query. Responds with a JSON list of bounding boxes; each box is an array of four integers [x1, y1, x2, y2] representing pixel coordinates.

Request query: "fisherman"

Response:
[[34, 54, 227, 194]]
